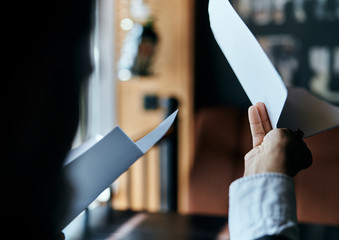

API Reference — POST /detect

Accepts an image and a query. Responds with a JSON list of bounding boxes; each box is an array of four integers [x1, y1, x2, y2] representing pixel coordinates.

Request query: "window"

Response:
[[73, 0, 117, 148]]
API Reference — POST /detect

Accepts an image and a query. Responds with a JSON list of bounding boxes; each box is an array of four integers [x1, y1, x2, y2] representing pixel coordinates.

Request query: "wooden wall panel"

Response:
[[113, 0, 194, 213]]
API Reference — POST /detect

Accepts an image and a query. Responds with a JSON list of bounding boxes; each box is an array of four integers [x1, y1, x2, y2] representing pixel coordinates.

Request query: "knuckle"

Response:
[[276, 128, 289, 137], [271, 128, 290, 142], [245, 147, 261, 162]]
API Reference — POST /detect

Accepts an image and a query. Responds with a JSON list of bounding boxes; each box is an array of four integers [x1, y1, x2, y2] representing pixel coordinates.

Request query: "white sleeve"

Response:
[[228, 173, 298, 240]]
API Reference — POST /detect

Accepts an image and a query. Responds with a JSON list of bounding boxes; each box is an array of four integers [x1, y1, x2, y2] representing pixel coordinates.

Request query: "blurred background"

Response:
[[77, 0, 339, 226]]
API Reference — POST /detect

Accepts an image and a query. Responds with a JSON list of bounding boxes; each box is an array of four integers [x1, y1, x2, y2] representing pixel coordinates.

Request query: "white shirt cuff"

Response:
[[229, 173, 298, 240]]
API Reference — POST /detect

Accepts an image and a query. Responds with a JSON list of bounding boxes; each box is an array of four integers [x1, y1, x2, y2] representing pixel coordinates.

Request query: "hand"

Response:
[[244, 102, 312, 177]]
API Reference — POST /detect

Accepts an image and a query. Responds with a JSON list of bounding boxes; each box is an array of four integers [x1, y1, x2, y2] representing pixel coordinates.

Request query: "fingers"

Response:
[[283, 128, 312, 177], [248, 105, 266, 148], [255, 102, 272, 133], [248, 102, 273, 148]]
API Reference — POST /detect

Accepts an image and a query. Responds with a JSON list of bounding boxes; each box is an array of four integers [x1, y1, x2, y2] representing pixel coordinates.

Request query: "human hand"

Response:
[[244, 102, 312, 177]]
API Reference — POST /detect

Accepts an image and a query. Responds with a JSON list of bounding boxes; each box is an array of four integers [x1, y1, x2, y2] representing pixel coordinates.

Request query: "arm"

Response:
[[228, 103, 312, 240]]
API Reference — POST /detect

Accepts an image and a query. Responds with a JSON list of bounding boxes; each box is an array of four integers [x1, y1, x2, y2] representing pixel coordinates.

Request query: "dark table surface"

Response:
[[64, 205, 339, 240]]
